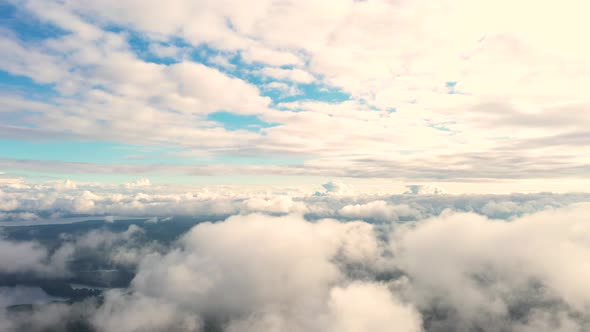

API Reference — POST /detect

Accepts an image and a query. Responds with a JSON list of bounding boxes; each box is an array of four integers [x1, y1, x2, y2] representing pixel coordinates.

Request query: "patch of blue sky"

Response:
[[0, 139, 195, 165], [426, 120, 457, 133], [273, 83, 351, 106], [0, 138, 306, 170], [207, 111, 278, 132], [445, 81, 461, 95], [287, 82, 349, 103], [0, 3, 67, 41], [194, 45, 241, 71], [0, 70, 58, 99], [357, 98, 381, 111], [104, 26, 234, 68], [125, 31, 191, 65]]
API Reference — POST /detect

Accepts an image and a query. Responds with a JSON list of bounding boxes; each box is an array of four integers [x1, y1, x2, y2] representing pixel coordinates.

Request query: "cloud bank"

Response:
[[2, 0, 590, 181], [2, 200, 590, 331]]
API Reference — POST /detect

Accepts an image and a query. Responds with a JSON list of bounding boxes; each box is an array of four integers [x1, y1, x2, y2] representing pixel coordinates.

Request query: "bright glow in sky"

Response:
[[1, 0, 590, 192]]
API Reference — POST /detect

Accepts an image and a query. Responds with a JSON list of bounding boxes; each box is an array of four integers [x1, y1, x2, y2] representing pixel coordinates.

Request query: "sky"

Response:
[[3, 2, 590, 330], [1, 0, 590, 193]]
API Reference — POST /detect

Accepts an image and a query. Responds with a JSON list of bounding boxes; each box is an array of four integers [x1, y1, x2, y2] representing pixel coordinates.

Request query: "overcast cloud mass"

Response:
[[1, 0, 590, 331]]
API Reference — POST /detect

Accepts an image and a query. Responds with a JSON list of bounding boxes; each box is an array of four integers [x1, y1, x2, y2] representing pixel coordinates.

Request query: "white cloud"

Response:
[[53, 179, 77, 190], [93, 291, 200, 332], [404, 185, 446, 195], [326, 282, 422, 332], [2, 177, 590, 227], [101, 213, 419, 331], [391, 204, 590, 329], [0, 238, 70, 276], [241, 45, 303, 66], [338, 200, 421, 222], [241, 195, 307, 214], [125, 178, 151, 188], [318, 180, 355, 196], [3, 198, 590, 330]]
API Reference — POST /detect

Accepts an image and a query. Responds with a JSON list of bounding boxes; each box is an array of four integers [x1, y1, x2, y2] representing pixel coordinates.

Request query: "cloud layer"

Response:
[[2, 188, 590, 331], [1, 0, 590, 181]]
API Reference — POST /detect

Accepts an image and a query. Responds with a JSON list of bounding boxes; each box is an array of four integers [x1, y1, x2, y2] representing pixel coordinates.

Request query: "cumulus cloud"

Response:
[[93, 291, 200, 332], [391, 204, 590, 331], [0, 222, 158, 286], [326, 282, 422, 332], [2, 178, 590, 226], [2, 201, 590, 331], [338, 200, 422, 222], [54, 180, 77, 190], [92, 213, 419, 332], [404, 185, 446, 195], [241, 195, 307, 214], [0, 238, 70, 276], [125, 178, 151, 188], [317, 180, 355, 196]]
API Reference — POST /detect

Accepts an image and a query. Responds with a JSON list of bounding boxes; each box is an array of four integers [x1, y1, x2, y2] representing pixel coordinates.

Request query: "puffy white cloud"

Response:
[[317, 180, 355, 196], [338, 200, 422, 222], [101, 213, 419, 331], [241, 195, 307, 214], [391, 204, 590, 330], [0, 238, 70, 276], [3, 198, 590, 331], [326, 282, 422, 332], [241, 45, 302, 67], [93, 203, 590, 331], [2, 177, 590, 227], [124, 178, 151, 188], [404, 185, 446, 195], [93, 291, 200, 332], [53, 180, 77, 190]]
